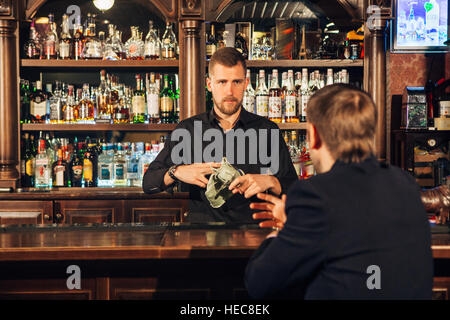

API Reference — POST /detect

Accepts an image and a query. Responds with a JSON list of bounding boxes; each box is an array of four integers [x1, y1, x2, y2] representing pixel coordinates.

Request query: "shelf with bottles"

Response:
[[21, 123, 178, 132], [21, 132, 167, 189], [245, 59, 363, 68], [21, 59, 180, 68]]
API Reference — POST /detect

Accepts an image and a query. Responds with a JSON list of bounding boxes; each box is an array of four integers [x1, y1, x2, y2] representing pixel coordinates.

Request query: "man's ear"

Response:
[[307, 123, 322, 150], [206, 76, 212, 92]]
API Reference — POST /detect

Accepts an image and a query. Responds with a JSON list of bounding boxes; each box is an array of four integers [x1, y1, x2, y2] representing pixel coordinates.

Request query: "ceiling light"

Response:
[[93, 0, 115, 12]]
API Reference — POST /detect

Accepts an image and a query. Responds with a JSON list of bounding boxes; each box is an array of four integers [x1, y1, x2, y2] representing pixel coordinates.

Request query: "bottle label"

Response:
[[100, 163, 112, 180], [243, 96, 255, 113], [297, 94, 303, 117], [31, 100, 47, 118], [269, 97, 282, 118], [160, 97, 173, 112], [301, 94, 309, 117], [26, 159, 34, 177], [285, 96, 296, 117], [256, 96, 268, 117], [50, 100, 63, 121], [128, 43, 140, 57], [206, 44, 217, 57], [59, 42, 70, 58], [144, 42, 158, 56], [83, 159, 93, 182], [147, 93, 159, 116], [132, 96, 146, 114], [35, 160, 49, 185], [114, 164, 125, 180], [162, 46, 175, 59], [54, 165, 65, 186], [72, 165, 83, 181], [127, 161, 138, 180], [44, 40, 56, 56], [80, 102, 89, 119]]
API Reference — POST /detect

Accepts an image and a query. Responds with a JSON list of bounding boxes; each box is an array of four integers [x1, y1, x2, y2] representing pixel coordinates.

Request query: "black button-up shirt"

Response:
[[142, 107, 298, 223]]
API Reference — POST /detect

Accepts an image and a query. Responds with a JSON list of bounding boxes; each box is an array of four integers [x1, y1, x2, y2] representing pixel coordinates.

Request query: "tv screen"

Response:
[[392, 0, 449, 52]]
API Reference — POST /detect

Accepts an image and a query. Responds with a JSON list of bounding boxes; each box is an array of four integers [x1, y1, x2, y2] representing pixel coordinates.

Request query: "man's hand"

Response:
[[172, 162, 221, 188], [250, 193, 287, 233], [228, 174, 282, 198]]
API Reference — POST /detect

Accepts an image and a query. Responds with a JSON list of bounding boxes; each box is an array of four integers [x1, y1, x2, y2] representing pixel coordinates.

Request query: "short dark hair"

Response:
[[306, 84, 377, 163], [208, 47, 246, 77]]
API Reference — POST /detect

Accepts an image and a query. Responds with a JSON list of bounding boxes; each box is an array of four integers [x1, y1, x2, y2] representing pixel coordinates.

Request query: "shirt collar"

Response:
[[208, 106, 253, 129]]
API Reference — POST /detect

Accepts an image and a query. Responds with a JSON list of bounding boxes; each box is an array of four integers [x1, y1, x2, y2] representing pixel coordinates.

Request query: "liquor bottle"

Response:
[[108, 75, 119, 121], [281, 72, 288, 121], [206, 23, 217, 60], [35, 138, 51, 188], [70, 139, 84, 187], [285, 70, 299, 123], [288, 131, 301, 177], [59, 14, 73, 60], [52, 149, 69, 187], [126, 143, 140, 187], [24, 19, 41, 59], [268, 69, 282, 123], [161, 22, 178, 60], [125, 26, 144, 60], [97, 143, 114, 187], [147, 72, 160, 123], [63, 85, 76, 123], [49, 81, 64, 124], [20, 80, 31, 123], [299, 68, 310, 122], [83, 142, 97, 187], [144, 20, 161, 60], [160, 74, 174, 123], [78, 84, 94, 123], [235, 32, 248, 59], [255, 70, 269, 118], [326, 69, 334, 86], [172, 75, 180, 123], [243, 69, 255, 113], [73, 22, 85, 60], [138, 143, 154, 182], [104, 24, 120, 60], [82, 13, 103, 59], [132, 74, 147, 123], [43, 13, 58, 59], [30, 81, 48, 123], [22, 133, 35, 187], [97, 70, 111, 122], [112, 143, 127, 187]]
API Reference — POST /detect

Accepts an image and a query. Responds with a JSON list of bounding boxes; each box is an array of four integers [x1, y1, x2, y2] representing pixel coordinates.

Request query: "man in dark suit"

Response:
[[244, 84, 433, 299]]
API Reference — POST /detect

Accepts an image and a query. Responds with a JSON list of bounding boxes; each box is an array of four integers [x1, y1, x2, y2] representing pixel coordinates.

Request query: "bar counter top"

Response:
[[0, 223, 449, 261]]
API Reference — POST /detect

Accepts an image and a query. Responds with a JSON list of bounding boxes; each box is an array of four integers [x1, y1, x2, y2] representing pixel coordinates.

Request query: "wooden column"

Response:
[[0, 2, 19, 190], [179, 0, 205, 120], [366, 1, 388, 162]]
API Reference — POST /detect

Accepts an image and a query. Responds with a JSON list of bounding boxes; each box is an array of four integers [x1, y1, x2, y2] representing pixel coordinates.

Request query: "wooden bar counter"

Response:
[[0, 223, 449, 300]]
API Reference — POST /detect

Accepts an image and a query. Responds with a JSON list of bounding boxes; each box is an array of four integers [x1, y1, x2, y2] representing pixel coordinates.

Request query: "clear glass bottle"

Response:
[[206, 23, 217, 60], [43, 13, 58, 59], [63, 85, 76, 123], [24, 19, 41, 59], [243, 69, 255, 113], [30, 80, 48, 123], [144, 20, 161, 60], [255, 70, 269, 118], [59, 14, 73, 60], [113, 143, 127, 187], [268, 69, 282, 123], [131, 74, 147, 123], [73, 23, 85, 60], [97, 143, 114, 187], [126, 143, 141, 187], [82, 13, 103, 59], [52, 149, 69, 187], [79, 84, 95, 123], [147, 72, 160, 123], [326, 68, 334, 86], [161, 22, 178, 60], [285, 70, 299, 123], [125, 26, 144, 60], [160, 74, 174, 123], [35, 138, 51, 188], [138, 143, 154, 182], [300, 68, 309, 123]]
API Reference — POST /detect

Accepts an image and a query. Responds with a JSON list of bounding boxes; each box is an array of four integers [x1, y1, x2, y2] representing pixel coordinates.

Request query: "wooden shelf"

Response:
[[21, 123, 178, 132], [245, 59, 364, 68], [21, 59, 179, 68], [278, 122, 307, 130]]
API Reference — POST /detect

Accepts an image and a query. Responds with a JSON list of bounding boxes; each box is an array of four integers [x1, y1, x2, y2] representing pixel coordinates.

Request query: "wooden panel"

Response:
[[124, 199, 189, 223], [56, 200, 123, 224], [0, 200, 52, 224], [433, 278, 450, 300]]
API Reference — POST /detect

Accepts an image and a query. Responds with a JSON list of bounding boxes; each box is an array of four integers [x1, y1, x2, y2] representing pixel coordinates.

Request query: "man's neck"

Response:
[[214, 106, 241, 131]]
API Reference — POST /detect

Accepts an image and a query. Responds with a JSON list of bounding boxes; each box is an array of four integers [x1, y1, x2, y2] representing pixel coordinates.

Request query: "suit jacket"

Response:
[[245, 156, 433, 299]]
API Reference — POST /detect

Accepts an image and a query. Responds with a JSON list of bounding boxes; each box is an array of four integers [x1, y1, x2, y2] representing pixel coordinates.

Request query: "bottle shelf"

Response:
[[245, 59, 364, 68], [21, 59, 180, 68], [21, 122, 306, 131], [21, 123, 178, 132]]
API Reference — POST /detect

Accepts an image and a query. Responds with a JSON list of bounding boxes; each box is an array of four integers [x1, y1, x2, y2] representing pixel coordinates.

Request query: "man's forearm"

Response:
[[163, 170, 176, 188]]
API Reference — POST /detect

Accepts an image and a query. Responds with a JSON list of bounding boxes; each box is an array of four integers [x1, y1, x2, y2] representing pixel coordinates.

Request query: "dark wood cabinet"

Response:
[[55, 200, 123, 224], [0, 201, 53, 225], [125, 199, 189, 223], [432, 277, 450, 300]]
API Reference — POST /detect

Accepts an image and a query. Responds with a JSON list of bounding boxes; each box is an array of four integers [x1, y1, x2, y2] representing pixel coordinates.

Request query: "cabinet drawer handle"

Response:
[[55, 213, 63, 222], [44, 214, 50, 221]]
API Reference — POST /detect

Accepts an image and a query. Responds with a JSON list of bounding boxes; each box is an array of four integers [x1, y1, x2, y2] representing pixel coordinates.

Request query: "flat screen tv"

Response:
[[391, 0, 449, 52]]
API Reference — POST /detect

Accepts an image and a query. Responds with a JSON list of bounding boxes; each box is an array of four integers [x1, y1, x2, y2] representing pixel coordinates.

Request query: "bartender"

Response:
[[143, 47, 297, 223]]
